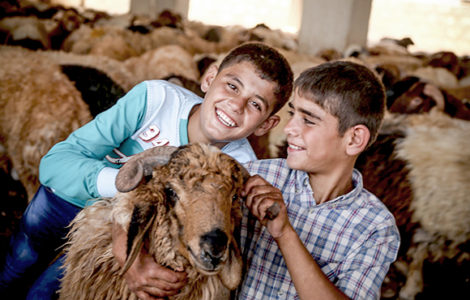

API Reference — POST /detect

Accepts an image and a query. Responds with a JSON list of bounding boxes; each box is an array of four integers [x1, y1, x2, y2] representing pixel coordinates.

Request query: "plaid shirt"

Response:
[[238, 159, 400, 299]]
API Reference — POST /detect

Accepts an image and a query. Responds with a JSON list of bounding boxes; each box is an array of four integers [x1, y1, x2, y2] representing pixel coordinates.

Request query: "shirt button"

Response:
[[309, 207, 315, 214], [277, 290, 285, 296]]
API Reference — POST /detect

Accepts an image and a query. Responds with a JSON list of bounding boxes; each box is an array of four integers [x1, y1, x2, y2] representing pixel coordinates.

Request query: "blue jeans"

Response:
[[0, 185, 81, 299]]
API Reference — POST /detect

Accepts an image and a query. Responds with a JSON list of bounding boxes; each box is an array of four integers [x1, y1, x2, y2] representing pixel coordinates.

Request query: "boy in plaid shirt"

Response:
[[240, 60, 400, 299]]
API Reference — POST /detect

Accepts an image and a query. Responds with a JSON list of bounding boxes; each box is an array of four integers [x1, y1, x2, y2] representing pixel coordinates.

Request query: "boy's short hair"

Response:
[[295, 60, 386, 147], [218, 42, 293, 115]]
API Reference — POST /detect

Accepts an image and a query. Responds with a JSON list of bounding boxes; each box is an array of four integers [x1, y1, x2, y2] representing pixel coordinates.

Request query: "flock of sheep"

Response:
[[1, 1, 470, 299]]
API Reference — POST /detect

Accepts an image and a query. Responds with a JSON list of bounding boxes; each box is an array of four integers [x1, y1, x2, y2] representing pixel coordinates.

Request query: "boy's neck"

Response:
[[308, 166, 354, 205]]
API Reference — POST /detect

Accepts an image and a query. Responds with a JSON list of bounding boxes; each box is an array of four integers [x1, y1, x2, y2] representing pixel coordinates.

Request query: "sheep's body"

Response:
[[0, 45, 92, 201], [60, 144, 245, 300], [357, 111, 470, 299], [123, 44, 200, 83], [40, 50, 136, 91]]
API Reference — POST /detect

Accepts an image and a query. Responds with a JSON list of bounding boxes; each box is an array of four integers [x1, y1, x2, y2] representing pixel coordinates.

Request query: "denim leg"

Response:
[[26, 255, 65, 300], [0, 186, 80, 295]]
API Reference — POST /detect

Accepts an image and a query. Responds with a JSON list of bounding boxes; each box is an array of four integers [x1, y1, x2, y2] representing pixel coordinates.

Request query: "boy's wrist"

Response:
[[273, 223, 296, 244]]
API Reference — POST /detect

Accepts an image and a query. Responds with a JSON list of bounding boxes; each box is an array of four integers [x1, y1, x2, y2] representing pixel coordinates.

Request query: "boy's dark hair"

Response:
[[218, 42, 293, 115], [295, 60, 386, 147]]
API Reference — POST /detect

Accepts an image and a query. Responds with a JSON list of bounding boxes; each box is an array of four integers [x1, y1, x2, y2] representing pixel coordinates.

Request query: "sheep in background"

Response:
[[61, 24, 151, 61], [0, 45, 92, 201], [387, 76, 470, 121], [123, 44, 200, 83], [60, 144, 252, 300], [0, 16, 50, 50], [39, 49, 136, 91], [356, 111, 470, 299], [394, 110, 470, 299]]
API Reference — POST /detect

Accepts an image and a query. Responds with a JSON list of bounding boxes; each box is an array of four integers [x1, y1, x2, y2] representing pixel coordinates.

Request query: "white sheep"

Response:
[[59, 144, 252, 300], [356, 110, 470, 299], [394, 110, 470, 299]]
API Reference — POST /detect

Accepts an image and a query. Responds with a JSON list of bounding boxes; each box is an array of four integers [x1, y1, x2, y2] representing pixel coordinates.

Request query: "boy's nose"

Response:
[[284, 117, 298, 136], [227, 97, 245, 114]]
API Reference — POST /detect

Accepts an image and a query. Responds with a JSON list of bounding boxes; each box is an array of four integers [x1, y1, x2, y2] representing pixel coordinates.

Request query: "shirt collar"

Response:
[[293, 168, 363, 208]]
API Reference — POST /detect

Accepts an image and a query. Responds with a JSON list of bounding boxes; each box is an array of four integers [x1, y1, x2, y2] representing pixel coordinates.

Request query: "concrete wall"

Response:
[[368, 0, 470, 55], [297, 0, 372, 55]]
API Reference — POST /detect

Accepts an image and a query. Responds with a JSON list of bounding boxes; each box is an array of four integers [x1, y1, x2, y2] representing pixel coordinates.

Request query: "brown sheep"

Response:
[[123, 44, 200, 83], [0, 45, 92, 201], [59, 144, 260, 300], [388, 77, 470, 121]]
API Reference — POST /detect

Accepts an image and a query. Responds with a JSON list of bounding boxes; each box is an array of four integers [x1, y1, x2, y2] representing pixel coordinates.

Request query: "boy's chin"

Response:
[[285, 155, 300, 168]]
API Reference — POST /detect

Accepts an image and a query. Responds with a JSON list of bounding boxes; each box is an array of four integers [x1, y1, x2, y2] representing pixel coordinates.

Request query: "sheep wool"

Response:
[[59, 144, 246, 300]]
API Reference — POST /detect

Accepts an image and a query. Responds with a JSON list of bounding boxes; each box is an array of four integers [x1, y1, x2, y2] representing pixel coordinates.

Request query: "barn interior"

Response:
[[1, 0, 469, 299]]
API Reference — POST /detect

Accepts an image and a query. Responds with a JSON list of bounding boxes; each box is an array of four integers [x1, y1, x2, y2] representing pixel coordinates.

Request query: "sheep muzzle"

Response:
[[192, 228, 229, 273]]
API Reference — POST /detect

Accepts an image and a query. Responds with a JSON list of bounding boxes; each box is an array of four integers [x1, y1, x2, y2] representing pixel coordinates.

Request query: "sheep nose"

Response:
[[200, 229, 228, 266]]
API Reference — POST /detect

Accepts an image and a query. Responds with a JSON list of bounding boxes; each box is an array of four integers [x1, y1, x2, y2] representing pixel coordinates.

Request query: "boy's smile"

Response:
[[189, 61, 279, 147], [215, 108, 237, 127], [284, 92, 348, 175]]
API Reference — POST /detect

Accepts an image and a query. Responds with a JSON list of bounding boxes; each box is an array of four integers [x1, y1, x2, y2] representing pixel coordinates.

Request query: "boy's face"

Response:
[[197, 61, 280, 144], [284, 91, 349, 174]]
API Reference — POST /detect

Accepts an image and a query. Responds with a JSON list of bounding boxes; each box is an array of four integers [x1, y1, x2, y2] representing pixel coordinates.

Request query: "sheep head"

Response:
[[115, 143, 248, 290]]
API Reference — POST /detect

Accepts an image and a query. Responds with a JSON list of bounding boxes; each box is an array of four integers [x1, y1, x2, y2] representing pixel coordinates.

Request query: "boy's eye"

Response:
[[227, 83, 237, 91], [287, 110, 294, 117], [304, 118, 315, 125], [250, 100, 262, 111]]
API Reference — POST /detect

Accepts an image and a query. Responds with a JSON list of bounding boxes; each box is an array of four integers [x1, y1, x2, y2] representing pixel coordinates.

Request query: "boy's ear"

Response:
[[200, 64, 218, 93], [345, 124, 370, 156], [253, 115, 280, 136]]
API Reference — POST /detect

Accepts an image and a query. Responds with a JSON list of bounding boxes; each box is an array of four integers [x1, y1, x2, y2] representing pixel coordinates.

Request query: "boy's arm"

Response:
[[243, 175, 350, 300], [39, 82, 148, 201]]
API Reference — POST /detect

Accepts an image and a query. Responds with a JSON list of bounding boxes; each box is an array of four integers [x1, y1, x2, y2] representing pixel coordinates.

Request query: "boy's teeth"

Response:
[[289, 144, 302, 150], [216, 110, 236, 127]]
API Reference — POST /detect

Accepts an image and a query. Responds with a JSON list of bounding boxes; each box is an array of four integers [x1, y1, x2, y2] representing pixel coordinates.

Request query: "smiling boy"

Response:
[[0, 42, 293, 299], [241, 61, 400, 299]]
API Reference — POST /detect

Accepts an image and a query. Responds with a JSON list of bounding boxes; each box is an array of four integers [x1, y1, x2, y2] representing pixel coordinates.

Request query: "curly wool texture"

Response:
[[59, 144, 244, 300], [392, 110, 470, 299], [396, 110, 470, 256]]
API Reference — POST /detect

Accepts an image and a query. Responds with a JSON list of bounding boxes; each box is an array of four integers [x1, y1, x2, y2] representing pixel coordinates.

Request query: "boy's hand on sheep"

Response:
[[112, 223, 187, 299], [243, 175, 291, 239]]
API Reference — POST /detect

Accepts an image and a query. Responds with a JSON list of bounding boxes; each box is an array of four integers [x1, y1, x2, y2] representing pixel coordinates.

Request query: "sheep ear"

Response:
[[120, 204, 157, 276], [233, 161, 250, 182], [116, 146, 178, 192], [236, 161, 280, 220], [219, 238, 243, 290]]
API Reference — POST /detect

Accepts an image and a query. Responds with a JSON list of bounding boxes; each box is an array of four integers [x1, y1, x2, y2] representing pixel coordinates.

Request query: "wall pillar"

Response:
[[129, 0, 189, 18], [298, 0, 372, 55]]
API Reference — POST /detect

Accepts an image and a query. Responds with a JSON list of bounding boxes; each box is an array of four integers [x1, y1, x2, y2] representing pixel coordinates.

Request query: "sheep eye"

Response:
[[164, 187, 178, 205], [232, 194, 239, 202]]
